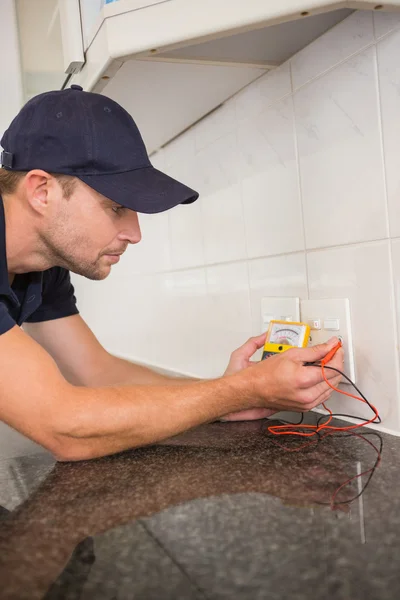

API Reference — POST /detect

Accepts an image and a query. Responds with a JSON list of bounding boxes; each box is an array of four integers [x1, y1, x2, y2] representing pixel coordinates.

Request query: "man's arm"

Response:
[[25, 315, 275, 421], [0, 324, 255, 461], [24, 315, 197, 386], [1, 323, 343, 462]]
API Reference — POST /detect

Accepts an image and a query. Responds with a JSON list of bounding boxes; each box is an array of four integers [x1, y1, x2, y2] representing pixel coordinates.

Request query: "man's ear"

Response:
[[23, 170, 53, 215]]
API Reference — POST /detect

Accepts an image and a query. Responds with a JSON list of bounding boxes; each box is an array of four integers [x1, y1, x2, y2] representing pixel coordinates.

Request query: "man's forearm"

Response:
[[94, 354, 201, 386], [55, 375, 252, 461]]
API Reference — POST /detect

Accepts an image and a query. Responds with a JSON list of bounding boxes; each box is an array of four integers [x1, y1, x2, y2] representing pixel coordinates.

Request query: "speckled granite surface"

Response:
[[0, 417, 398, 599]]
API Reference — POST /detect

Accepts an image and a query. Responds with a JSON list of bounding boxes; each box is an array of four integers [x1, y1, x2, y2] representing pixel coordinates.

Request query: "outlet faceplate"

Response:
[[301, 298, 355, 384], [261, 297, 300, 331]]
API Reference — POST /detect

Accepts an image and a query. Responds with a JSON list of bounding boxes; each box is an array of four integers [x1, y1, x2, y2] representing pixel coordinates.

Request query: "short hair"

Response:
[[0, 169, 76, 198]]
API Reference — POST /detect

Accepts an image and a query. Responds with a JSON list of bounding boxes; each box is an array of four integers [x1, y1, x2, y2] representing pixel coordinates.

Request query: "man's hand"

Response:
[[222, 333, 275, 421], [224, 333, 267, 377], [221, 336, 344, 421], [236, 337, 344, 413]]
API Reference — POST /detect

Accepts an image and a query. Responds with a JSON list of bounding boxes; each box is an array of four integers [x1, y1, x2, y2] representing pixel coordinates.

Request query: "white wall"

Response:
[[73, 10, 400, 436], [0, 0, 23, 139], [15, 0, 67, 100]]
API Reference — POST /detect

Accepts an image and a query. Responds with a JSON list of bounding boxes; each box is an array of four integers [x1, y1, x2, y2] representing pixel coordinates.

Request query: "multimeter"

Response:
[[262, 320, 311, 360]]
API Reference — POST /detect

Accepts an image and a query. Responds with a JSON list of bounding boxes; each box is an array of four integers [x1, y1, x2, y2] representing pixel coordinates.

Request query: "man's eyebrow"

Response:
[[102, 198, 118, 207]]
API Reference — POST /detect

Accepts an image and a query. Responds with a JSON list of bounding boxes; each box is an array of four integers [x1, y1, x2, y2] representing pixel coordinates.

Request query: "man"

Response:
[[0, 85, 343, 461]]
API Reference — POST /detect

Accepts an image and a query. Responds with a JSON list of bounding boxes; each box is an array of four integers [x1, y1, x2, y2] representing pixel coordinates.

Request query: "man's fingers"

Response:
[[247, 333, 268, 351], [220, 408, 275, 422], [298, 364, 339, 389], [309, 373, 342, 409], [312, 386, 337, 409], [299, 347, 344, 387], [292, 337, 340, 364], [234, 333, 267, 357]]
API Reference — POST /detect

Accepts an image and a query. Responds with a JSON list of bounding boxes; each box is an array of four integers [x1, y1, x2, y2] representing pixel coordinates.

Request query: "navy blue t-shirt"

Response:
[[0, 196, 79, 336]]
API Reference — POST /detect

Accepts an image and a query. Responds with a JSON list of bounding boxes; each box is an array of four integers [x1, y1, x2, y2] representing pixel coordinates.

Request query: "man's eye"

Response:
[[112, 206, 124, 214]]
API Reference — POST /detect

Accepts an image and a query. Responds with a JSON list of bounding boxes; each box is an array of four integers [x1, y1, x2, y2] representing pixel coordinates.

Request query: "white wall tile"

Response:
[[201, 183, 247, 264], [291, 11, 374, 91], [295, 47, 388, 250], [235, 63, 291, 122], [374, 10, 400, 40], [248, 253, 308, 337], [166, 267, 207, 303], [72, 258, 152, 331], [237, 96, 294, 180], [164, 126, 196, 171], [239, 97, 304, 258], [307, 241, 400, 433], [102, 268, 210, 377], [377, 28, 400, 238], [195, 99, 236, 152], [121, 211, 171, 274], [101, 270, 207, 375], [169, 201, 205, 270], [160, 268, 210, 375], [149, 148, 166, 171], [195, 132, 240, 197], [205, 262, 252, 377], [161, 135, 200, 201], [76, 272, 171, 361]]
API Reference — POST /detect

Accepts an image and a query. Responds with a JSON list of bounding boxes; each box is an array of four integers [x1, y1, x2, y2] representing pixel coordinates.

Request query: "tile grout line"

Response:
[[198, 177, 209, 296], [304, 236, 390, 254], [234, 91, 254, 334], [373, 17, 400, 43], [165, 190, 174, 275], [290, 60, 309, 301], [373, 44, 391, 242], [374, 38, 400, 428], [137, 236, 392, 278]]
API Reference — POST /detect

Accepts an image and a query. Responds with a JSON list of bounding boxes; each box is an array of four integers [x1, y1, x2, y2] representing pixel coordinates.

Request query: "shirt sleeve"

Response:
[[26, 268, 79, 323], [0, 300, 16, 335]]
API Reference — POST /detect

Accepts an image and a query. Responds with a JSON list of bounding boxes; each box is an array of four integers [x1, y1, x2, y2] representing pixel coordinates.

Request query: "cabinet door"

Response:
[[80, 0, 104, 50], [80, 1, 166, 51]]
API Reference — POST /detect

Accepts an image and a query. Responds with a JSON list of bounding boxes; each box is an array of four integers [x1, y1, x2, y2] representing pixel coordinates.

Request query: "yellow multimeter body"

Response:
[[262, 320, 310, 360]]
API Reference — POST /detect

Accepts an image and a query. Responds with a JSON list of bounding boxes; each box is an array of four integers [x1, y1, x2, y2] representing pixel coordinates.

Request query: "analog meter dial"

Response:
[[262, 320, 310, 360], [268, 323, 308, 347]]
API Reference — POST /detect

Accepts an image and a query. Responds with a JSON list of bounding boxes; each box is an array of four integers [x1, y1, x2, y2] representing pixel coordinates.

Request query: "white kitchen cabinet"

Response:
[[16, 0, 400, 154], [79, 0, 104, 50], [69, 0, 400, 154], [79, 0, 167, 50]]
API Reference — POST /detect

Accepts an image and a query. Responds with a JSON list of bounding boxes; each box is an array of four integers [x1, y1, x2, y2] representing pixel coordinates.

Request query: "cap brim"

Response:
[[78, 166, 199, 214]]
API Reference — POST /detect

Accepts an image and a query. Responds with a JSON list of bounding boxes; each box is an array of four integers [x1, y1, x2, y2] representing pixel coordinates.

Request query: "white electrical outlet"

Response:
[[300, 298, 355, 384], [261, 297, 300, 331]]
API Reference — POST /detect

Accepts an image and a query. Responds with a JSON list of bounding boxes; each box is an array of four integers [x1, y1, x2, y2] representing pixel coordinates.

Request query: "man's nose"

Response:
[[118, 211, 142, 244]]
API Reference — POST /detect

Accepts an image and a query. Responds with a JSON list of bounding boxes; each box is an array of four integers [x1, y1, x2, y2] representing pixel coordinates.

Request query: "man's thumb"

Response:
[[297, 337, 340, 363]]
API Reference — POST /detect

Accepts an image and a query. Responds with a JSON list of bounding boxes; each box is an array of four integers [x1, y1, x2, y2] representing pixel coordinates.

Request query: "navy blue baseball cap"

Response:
[[0, 85, 199, 214]]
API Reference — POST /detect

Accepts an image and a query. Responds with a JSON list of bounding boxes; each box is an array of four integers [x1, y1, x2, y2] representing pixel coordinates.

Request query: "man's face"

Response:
[[42, 178, 142, 280]]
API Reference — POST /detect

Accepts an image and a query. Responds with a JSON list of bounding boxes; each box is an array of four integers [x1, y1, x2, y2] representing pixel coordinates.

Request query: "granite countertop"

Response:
[[0, 417, 399, 600]]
